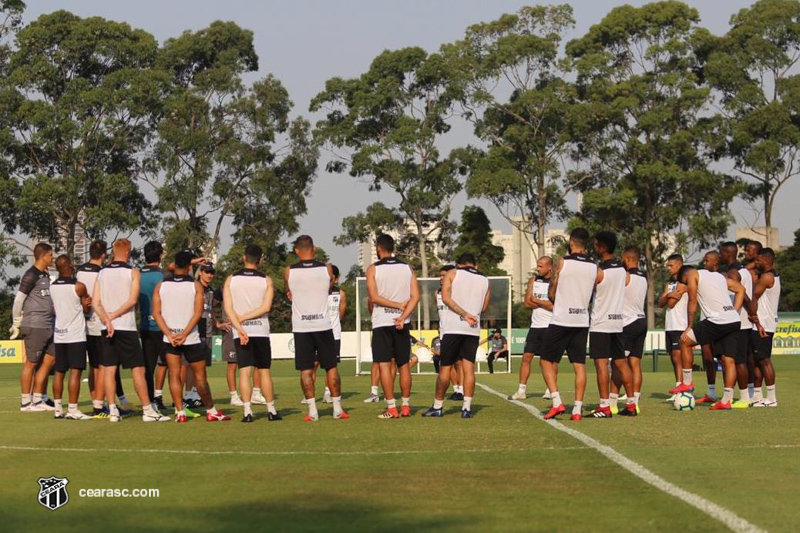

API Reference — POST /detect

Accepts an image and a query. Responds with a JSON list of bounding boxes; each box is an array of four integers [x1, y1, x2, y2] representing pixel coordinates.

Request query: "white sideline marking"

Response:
[[477, 382, 766, 533]]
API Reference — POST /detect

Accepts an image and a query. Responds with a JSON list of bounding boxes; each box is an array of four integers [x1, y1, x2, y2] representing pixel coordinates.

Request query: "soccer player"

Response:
[[197, 263, 215, 368], [12, 242, 56, 412], [748, 248, 780, 407], [719, 241, 741, 272], [538, 228, 596, 420], [325, 264, 347, 403], [92, 238, 169, 422], [431, 332, 442, 372], [366, 234, 420, 419], [482, 329, 509, 374], [618, 246, 648, 411], [673, 252, 746, 411], [423, 253, 490, 419], [694, 251, 723, 404], [223, 244, 281, 423], [436, 264, 464, 400], [587, 232, 636, 419], [153, 251, 230, 423], [509, 256, 553, 401], [139, 241, 166, 410], [726, 249, 757, 408], [658, 254, 688, 403], [285, 236, 348, 421], [50, 255, 93, 419]]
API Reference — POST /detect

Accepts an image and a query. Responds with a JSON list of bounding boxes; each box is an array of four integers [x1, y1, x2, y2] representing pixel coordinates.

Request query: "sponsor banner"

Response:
[[773, 321, 800, 355], [0, 340, 24, 363]]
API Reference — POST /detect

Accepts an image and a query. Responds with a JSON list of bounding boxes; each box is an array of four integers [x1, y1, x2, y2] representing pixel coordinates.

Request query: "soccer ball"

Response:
[[673, 392, 696, 411]]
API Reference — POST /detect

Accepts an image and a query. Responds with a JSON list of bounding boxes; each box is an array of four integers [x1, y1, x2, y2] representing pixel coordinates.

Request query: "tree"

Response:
[[445, 5, 584, 260], [566, 1, 740, 327], [0, 11, 163, 257], [705, 0, 800, 247], [311, 47, 463, 327], [452, 205, 505, 275], [776, 228, 800, 311]]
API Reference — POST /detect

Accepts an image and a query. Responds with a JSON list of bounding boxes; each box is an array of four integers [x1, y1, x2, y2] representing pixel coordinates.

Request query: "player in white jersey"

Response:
[[674, 252, 746, 411], [366, 234, 420, 419], [92, 239, 169, 423], [322, 264, 346, 403], [50, 255, 93, 420], [587, 232, 636, 420], [222, 244, 281, 423], [284, 235, 348, 422], [509, 257, 553, 401], [616, 246, 648, 411], [153, 251, 230, 423], [423, 253, 490, 419], [725, 250, 757, 408], [436, 265, 464, 400], [748, 248, 780, 407], [742, 240, 764, 402], [658, 254, 688, 402], [539, 228, 597, 420]]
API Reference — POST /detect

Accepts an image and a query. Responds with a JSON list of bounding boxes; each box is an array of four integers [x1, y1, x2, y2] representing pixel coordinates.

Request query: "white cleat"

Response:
[[363, 393, 380, 403], [29, 402, 50, 412], [542, 391, 552, 400], [618, 394, 628, 401], [54, 410, 64, 419], [65, 411, 93, 420], [300, 398, 309, 405], [753, 399, 777, 408], [509, 391, 526, 401], [251, 393, 267, 405], [322, 392, 333, 404], [109, 414, 120, 423], [230, 395, 244, 407], [143, 412, 171, 422], [665, 394, 677, 403], [20, 403, 33, 412]]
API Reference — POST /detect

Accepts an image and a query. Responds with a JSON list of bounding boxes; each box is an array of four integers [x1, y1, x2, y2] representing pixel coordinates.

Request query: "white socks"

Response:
[[518, 384, 527, 394], [722, 387, 734, 404], [572, 401, 582, 415], [767, 384, 776, 402], [401, 397, 410, 406], [92, 399, 103, 409], [633, 392, 641, 405], [370, 386, 379, 396], [609, 393, 619, 409], [68, 403, 78, 413], [682, 369, 692, 385], [386, 398, 397, 409], [207, 406, 218, 416], [739, 387, 751, 404], [455, 385, 464, 394], [155, 389, 162, 398], [433, 398, 444, 409], [753, 387, 764, 402], [21, 393, 31, 404], [708, 384, 716, 399], [244, 402, 252, 417], [599, 398, 610, 408], [54, 399, 62, 411], [463, 397, 472, 411], [332, 396, 343, 416], [307, 398, 319, 418], [266, 401, 277, 415], [109, 404, 119, 417], [551, 391, 562, 408]]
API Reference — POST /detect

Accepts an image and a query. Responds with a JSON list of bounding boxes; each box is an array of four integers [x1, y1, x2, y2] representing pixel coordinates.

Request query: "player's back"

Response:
[[139, 265, 163, 332], [158, 275, 200, 344], [98, 261, 137, 331], [229, 268, 270, 338], [447, 267, 489, 336], [288, 261, 330, 332], [372, 257, 412, 328], [697, 269, 738, 325], [51, 277, 85, 343], [624, 268, 647, 326], [552, 253, 597, 328], [590, 260, 626, 333], [76, 263, 102, 335]]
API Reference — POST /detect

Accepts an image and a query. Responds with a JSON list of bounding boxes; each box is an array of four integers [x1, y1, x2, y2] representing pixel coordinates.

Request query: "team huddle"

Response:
[[9, 227, 781, 423]]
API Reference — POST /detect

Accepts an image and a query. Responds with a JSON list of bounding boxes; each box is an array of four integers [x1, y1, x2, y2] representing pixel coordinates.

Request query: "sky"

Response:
[[18, 0, 800, 272]]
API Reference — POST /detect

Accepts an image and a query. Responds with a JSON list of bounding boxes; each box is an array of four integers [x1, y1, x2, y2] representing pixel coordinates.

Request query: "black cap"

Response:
[[493, 328, 502, 334], [199, 262, 215, 273]]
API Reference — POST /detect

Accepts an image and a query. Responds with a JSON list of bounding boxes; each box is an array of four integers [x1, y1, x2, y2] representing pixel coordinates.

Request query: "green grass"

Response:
[[1, 356, 799, 532]]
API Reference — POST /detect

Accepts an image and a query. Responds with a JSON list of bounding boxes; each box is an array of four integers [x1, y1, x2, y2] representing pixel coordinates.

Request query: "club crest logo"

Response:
[[37, 476, 69, 511]]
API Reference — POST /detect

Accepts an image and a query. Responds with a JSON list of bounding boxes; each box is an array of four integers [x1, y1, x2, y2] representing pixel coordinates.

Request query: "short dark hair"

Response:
[[294, 235, 314, 251], [747, 240, 763, 253], [245, 244, 263, 264], [594, 231, 617, 254], [375, 234, 395, 253], [33, 242, 52, 260], [330, 264, 340, 278], [89, 240, 107, 260], [622, 245, 640, 257], [456, 252, 476, 266], [678, 265, 695, 283], [143, 241, 163, 263], [759, 248, 776, 261], [175, 250, 194, 269], [440, 264, 455, 272], [667, 253, 683, 263], [721, 241, 737, 249], [55, 254, 72, 271], [570, 228, 590, 248]]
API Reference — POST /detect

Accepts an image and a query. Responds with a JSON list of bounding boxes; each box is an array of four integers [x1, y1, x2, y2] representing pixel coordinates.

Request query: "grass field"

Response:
[[1, 356, 798, 533]]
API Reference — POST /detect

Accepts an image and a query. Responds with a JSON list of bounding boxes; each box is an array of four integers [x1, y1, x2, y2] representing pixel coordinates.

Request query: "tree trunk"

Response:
[[417, 221, 430, 330], [644, 237, 655, 329], [536, 174, 546, 259], [765, 187, 774, 247]]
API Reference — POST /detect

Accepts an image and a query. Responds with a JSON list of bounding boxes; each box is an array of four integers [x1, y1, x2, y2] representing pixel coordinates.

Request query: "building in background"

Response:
[[358, 219, 448, 272], [736, 226, 781, 250]]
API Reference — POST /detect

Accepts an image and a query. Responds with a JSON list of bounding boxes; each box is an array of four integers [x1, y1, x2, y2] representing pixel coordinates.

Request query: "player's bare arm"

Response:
[[223, 276, 249, 344], [238, 276, 274, 321]]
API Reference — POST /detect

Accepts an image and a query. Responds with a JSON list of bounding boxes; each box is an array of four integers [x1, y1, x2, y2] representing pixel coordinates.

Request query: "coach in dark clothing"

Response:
[[483, 329, 509, 374]]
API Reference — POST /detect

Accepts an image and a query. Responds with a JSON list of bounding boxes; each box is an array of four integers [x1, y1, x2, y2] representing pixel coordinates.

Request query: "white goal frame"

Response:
[[354, 276, 513, 376]]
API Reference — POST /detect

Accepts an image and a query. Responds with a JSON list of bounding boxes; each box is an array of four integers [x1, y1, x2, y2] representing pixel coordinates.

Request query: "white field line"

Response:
[[476, 382, 767, 533]]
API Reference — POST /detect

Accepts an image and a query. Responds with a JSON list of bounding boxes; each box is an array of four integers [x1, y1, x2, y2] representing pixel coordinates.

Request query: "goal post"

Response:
[[354, 276, 512, 376]]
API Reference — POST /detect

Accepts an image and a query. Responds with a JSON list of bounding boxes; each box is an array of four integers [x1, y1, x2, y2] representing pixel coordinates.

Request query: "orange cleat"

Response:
[[569, 413, 582, 421], [400, 405, 411, 417], [543, 404, 566, 420], [378, 407, 399, 419], [334, 410, 350, 420], [710, 401, 731, 411], [695, 395, 716, 404], [304, 414, 319, 422], [668, 383, 695, 394], [175, 414, 188, 424]]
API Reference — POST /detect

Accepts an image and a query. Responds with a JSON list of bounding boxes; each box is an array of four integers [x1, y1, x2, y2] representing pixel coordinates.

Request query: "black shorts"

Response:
[[221, 333, 237, 363], [54, 342, 87, 372], [540, 325, 588, 364], [163, 342, 208, 364], [692, 320, 739, 359], [665, 331, 682, 353], [622, 318, 648, 357], [524, 328, 548, 355], [440, 334, 479, 366], [140, 330, 166, 366], [294, 330, 337, 371], [334, 339, 341, 362], [21, 327, 55, 364], [750, 331, 774, 361], [235, 337, 272, 369], [589, 331, 625, 360], [732, 329, 751, 363], [101, 330, 144, 369], [202, 337, 212, 367], [371, 325, 411, 366], [87, 335, 104, 368]]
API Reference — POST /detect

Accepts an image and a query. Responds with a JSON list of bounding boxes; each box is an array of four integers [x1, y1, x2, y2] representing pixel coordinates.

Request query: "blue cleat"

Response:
[[422, 406, 444, 418], [461, 409, 473, 419]]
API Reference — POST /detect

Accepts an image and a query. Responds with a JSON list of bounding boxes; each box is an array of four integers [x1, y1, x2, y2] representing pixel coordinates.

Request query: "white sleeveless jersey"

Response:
[[664, 280, 688, 331], [288, 261, 331, 333], [228, 269, 270, 339], [738, 268, 753, 330], [51, 277, 86, 344], [436, 290, 454, 338], [158, 275, 201, 345], [371, 257, 413, 329], [756, 271, 781, 333], [328, 288, 342, 340], [530, 276, 553, 328], [697, 269, 739, 325], [624, 269, 648, 326], [96, 261, 137, 331], [552, 253, 597, 328], [76, 262, 103, 336], [590, 260, 626, 333], [444, 267, 489, 336]]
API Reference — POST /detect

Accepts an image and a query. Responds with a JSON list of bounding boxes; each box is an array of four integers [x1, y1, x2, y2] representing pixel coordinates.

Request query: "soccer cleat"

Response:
[[618, 394, 628, 401], [43, 397, 56, 409], [695, 395, 716, 404], [300, 397, 309, 404], [665, 394, 677, 403], [509, 391, 526, 401], [19, 403, 32, 412], [422, 406, 444, 417], [618, 405, 638, 417], [54, 410, 64, 419], [65, 411, 93, 420], [636, 403, 641, 414], [304, 414, 319, 422], [588, 406, 612, 419], [117, 407, 133, 417], [142, 411, 170, 422], [251, 392, 267, 405], [109, 414, 120, 423], [378, 407, 399, 419], [542, 391, 553, 400], [668, 383, 695, 394], [753, 399, 777, 408], [185, 397, 203, 409], [461, 409, 473, 419], [29, 402, 50, 412], [183, 406, 201, 418], [731, 400, 751, 409], [230, 395, 244, 407], [267, 412, 283, 421], [570, 413, 582, 421], [175, 414, 188, 424], [322, 391, 333, 404], [206, 410, 231, 422], [400, 405, 411, 417], [334, 410, 350, 420], [543, 404, 566, 420], [154, 396, 166, 412], [241, 414, 254, 423], [92, 408, 109, 419], [610, 404, 619, 415], [710, 401, 732, 411], [449, 392, 464, 401], [363, 393, 380, 403]]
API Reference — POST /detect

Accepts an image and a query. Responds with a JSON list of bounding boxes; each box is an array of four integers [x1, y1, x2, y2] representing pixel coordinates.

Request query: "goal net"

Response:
[[354, 276, 512, 375]]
